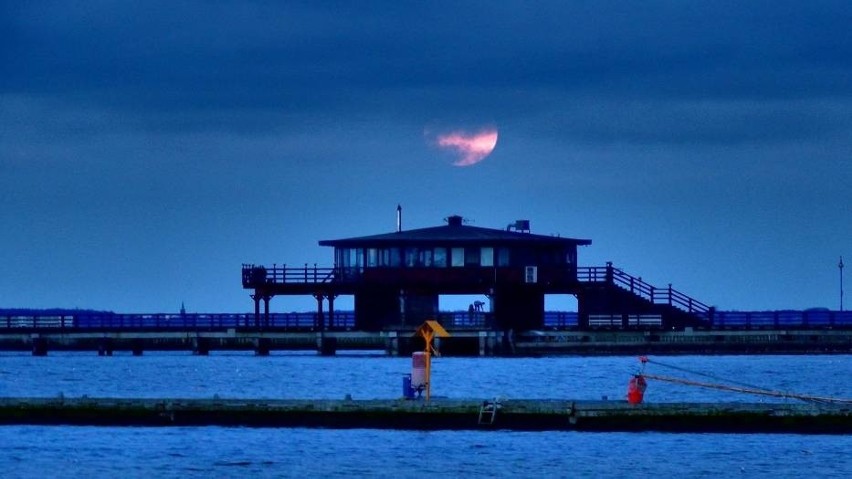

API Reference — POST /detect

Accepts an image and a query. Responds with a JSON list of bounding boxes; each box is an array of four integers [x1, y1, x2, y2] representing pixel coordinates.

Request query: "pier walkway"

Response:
[[1, 327, 850, 356], [1, 397, 849, 434]]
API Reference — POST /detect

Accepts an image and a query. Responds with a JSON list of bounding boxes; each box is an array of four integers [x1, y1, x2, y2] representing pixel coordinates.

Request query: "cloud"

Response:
[[5, 2, 852, 144], [430, 128, 499, 166]]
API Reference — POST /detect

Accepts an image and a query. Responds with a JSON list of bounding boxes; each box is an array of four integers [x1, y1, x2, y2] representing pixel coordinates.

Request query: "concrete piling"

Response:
[[318, 335, 337, 356], [31, 337, 48, 356], [192, 337, 210, 356], [385, 332, 399, 356], [254, 337, 271, 356], [98, 338, 114, 356]]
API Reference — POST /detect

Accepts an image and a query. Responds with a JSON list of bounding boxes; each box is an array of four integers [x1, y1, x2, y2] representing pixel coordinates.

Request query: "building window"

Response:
[[480, 247, 494, 267], [465, 247, 480, 266], [433, 247, 447, 267], [367, 248, 378, 267], [389, 248, 401, 267], [342, 248, 351, 267], [451, 247, 464, 267], [419, 248, 433, 267], [404, 248, 417, 267], [497, 248, 510, 267], [338, 248, 363, 269]]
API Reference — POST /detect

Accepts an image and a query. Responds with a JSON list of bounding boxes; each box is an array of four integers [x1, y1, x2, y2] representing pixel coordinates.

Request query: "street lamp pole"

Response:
[[840, 256, 845, 312]]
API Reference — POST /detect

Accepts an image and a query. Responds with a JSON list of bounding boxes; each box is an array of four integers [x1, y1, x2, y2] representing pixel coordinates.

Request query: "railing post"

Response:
[[668, 284, 673, 306], [605, 262, 613, 284], [304, 263, 308, 282]]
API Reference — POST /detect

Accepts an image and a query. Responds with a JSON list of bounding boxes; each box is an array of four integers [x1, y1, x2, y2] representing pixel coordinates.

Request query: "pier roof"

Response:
[[319, 219, 591, 248]]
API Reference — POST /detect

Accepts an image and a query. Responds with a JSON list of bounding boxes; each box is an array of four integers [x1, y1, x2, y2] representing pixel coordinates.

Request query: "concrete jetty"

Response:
[[1, 397, 849, 434], [3, 329, 852, 356]]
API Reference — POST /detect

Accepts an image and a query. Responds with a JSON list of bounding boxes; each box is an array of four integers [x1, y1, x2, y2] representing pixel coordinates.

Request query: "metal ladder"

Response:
[[478, 398, 502, 425]]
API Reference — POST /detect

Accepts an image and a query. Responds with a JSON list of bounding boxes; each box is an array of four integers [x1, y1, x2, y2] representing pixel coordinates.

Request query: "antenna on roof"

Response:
[[396, 204, 402, 232], [506, 220, 531, 233]]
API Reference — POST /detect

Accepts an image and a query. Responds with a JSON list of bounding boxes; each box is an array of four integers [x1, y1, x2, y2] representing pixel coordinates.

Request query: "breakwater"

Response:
[[2, 329, 851, 356], [1, 397, 849, 434]]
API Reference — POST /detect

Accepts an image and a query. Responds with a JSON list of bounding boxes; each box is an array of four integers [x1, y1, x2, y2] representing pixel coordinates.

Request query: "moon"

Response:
[[430, 127, 499, 166]]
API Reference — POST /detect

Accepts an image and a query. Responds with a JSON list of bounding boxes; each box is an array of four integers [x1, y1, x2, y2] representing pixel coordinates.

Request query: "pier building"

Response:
[[242, 214, 712, 331]]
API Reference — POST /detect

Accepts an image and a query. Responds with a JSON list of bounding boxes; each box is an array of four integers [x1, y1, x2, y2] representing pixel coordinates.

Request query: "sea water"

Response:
[[1, 352, 850, 478]]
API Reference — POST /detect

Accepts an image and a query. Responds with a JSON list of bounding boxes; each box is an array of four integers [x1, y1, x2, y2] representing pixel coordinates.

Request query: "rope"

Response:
[[643, 357, 769, 392], [643, 373, 852, 405]]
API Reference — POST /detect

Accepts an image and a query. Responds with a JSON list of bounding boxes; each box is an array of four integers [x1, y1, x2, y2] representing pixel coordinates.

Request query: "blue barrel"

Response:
[[402, 374, 414, 399]]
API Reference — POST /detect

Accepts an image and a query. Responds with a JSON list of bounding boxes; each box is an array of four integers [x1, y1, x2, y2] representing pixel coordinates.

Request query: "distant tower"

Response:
[[180, 302, 186, 316], [396, 204, 402, 232]]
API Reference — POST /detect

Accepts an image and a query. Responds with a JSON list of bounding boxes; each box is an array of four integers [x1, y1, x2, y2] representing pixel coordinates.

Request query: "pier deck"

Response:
[[1, 397, 849, 434], [2, 328, 851, 356]]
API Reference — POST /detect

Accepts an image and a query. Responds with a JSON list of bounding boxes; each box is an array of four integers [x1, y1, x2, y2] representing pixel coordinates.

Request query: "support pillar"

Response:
[[254, 337, 271, 356], [31, 336, 48, 356], [385, 331, 399, 356], [328, 294, 337, 330], [252, 294, 261, 328], [132, 339, 144, 356], [263, 296, 271, 328], [193, 336, 210, 356], [321, 338, 337, 356], [314, 293, 325, 331], [98, 337, 114, 356], [488, 332, 499, 356], [317, 332, 336, 356]]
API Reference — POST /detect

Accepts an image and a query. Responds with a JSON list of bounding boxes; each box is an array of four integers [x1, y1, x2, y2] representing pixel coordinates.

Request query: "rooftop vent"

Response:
[[446, 215, 464, 227], [507, 220, 530, 233]]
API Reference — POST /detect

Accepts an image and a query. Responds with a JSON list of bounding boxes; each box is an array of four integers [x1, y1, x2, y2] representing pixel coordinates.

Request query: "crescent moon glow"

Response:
[[433, 127, 499, 167]]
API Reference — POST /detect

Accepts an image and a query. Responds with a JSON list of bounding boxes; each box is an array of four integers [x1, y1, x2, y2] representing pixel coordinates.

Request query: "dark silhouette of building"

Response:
[[242, 214, 713, 331], [243, 215, 590, 331]]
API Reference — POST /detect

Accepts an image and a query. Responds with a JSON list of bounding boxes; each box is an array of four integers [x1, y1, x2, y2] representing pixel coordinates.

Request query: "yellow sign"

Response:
[[414, 320, 450, 401], [414, 320, 450, 339]]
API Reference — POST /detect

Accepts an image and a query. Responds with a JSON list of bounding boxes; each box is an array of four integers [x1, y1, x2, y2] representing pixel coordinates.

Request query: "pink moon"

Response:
[[434, 128, 499, 166]]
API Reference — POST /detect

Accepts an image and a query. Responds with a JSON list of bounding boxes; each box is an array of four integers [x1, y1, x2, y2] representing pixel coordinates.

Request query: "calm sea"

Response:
[[1, 352, 850, 478]]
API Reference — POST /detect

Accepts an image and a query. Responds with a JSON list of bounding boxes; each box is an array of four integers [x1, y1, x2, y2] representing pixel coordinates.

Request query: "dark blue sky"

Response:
[[2, 1, 850, 313]]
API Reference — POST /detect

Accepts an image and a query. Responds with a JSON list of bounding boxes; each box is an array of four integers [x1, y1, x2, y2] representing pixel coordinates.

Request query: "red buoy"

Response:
[[627, 375, 647, 405]]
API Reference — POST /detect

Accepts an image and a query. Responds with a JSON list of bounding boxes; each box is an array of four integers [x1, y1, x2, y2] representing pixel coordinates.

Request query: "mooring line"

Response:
[[642, 373, 852, 405]]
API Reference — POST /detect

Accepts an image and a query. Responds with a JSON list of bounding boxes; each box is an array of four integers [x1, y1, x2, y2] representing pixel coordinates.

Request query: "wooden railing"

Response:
[[243, 262, 713, 318], [577, 264, 712, 319], [242, 264, 336, 286], [712, 310, 852, 329], [3, 310, 851, 331], [0, 312, 355, 330]]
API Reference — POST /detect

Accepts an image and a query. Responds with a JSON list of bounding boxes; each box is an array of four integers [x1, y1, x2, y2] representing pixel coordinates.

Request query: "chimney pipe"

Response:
[[396, 204, 402, 232]]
